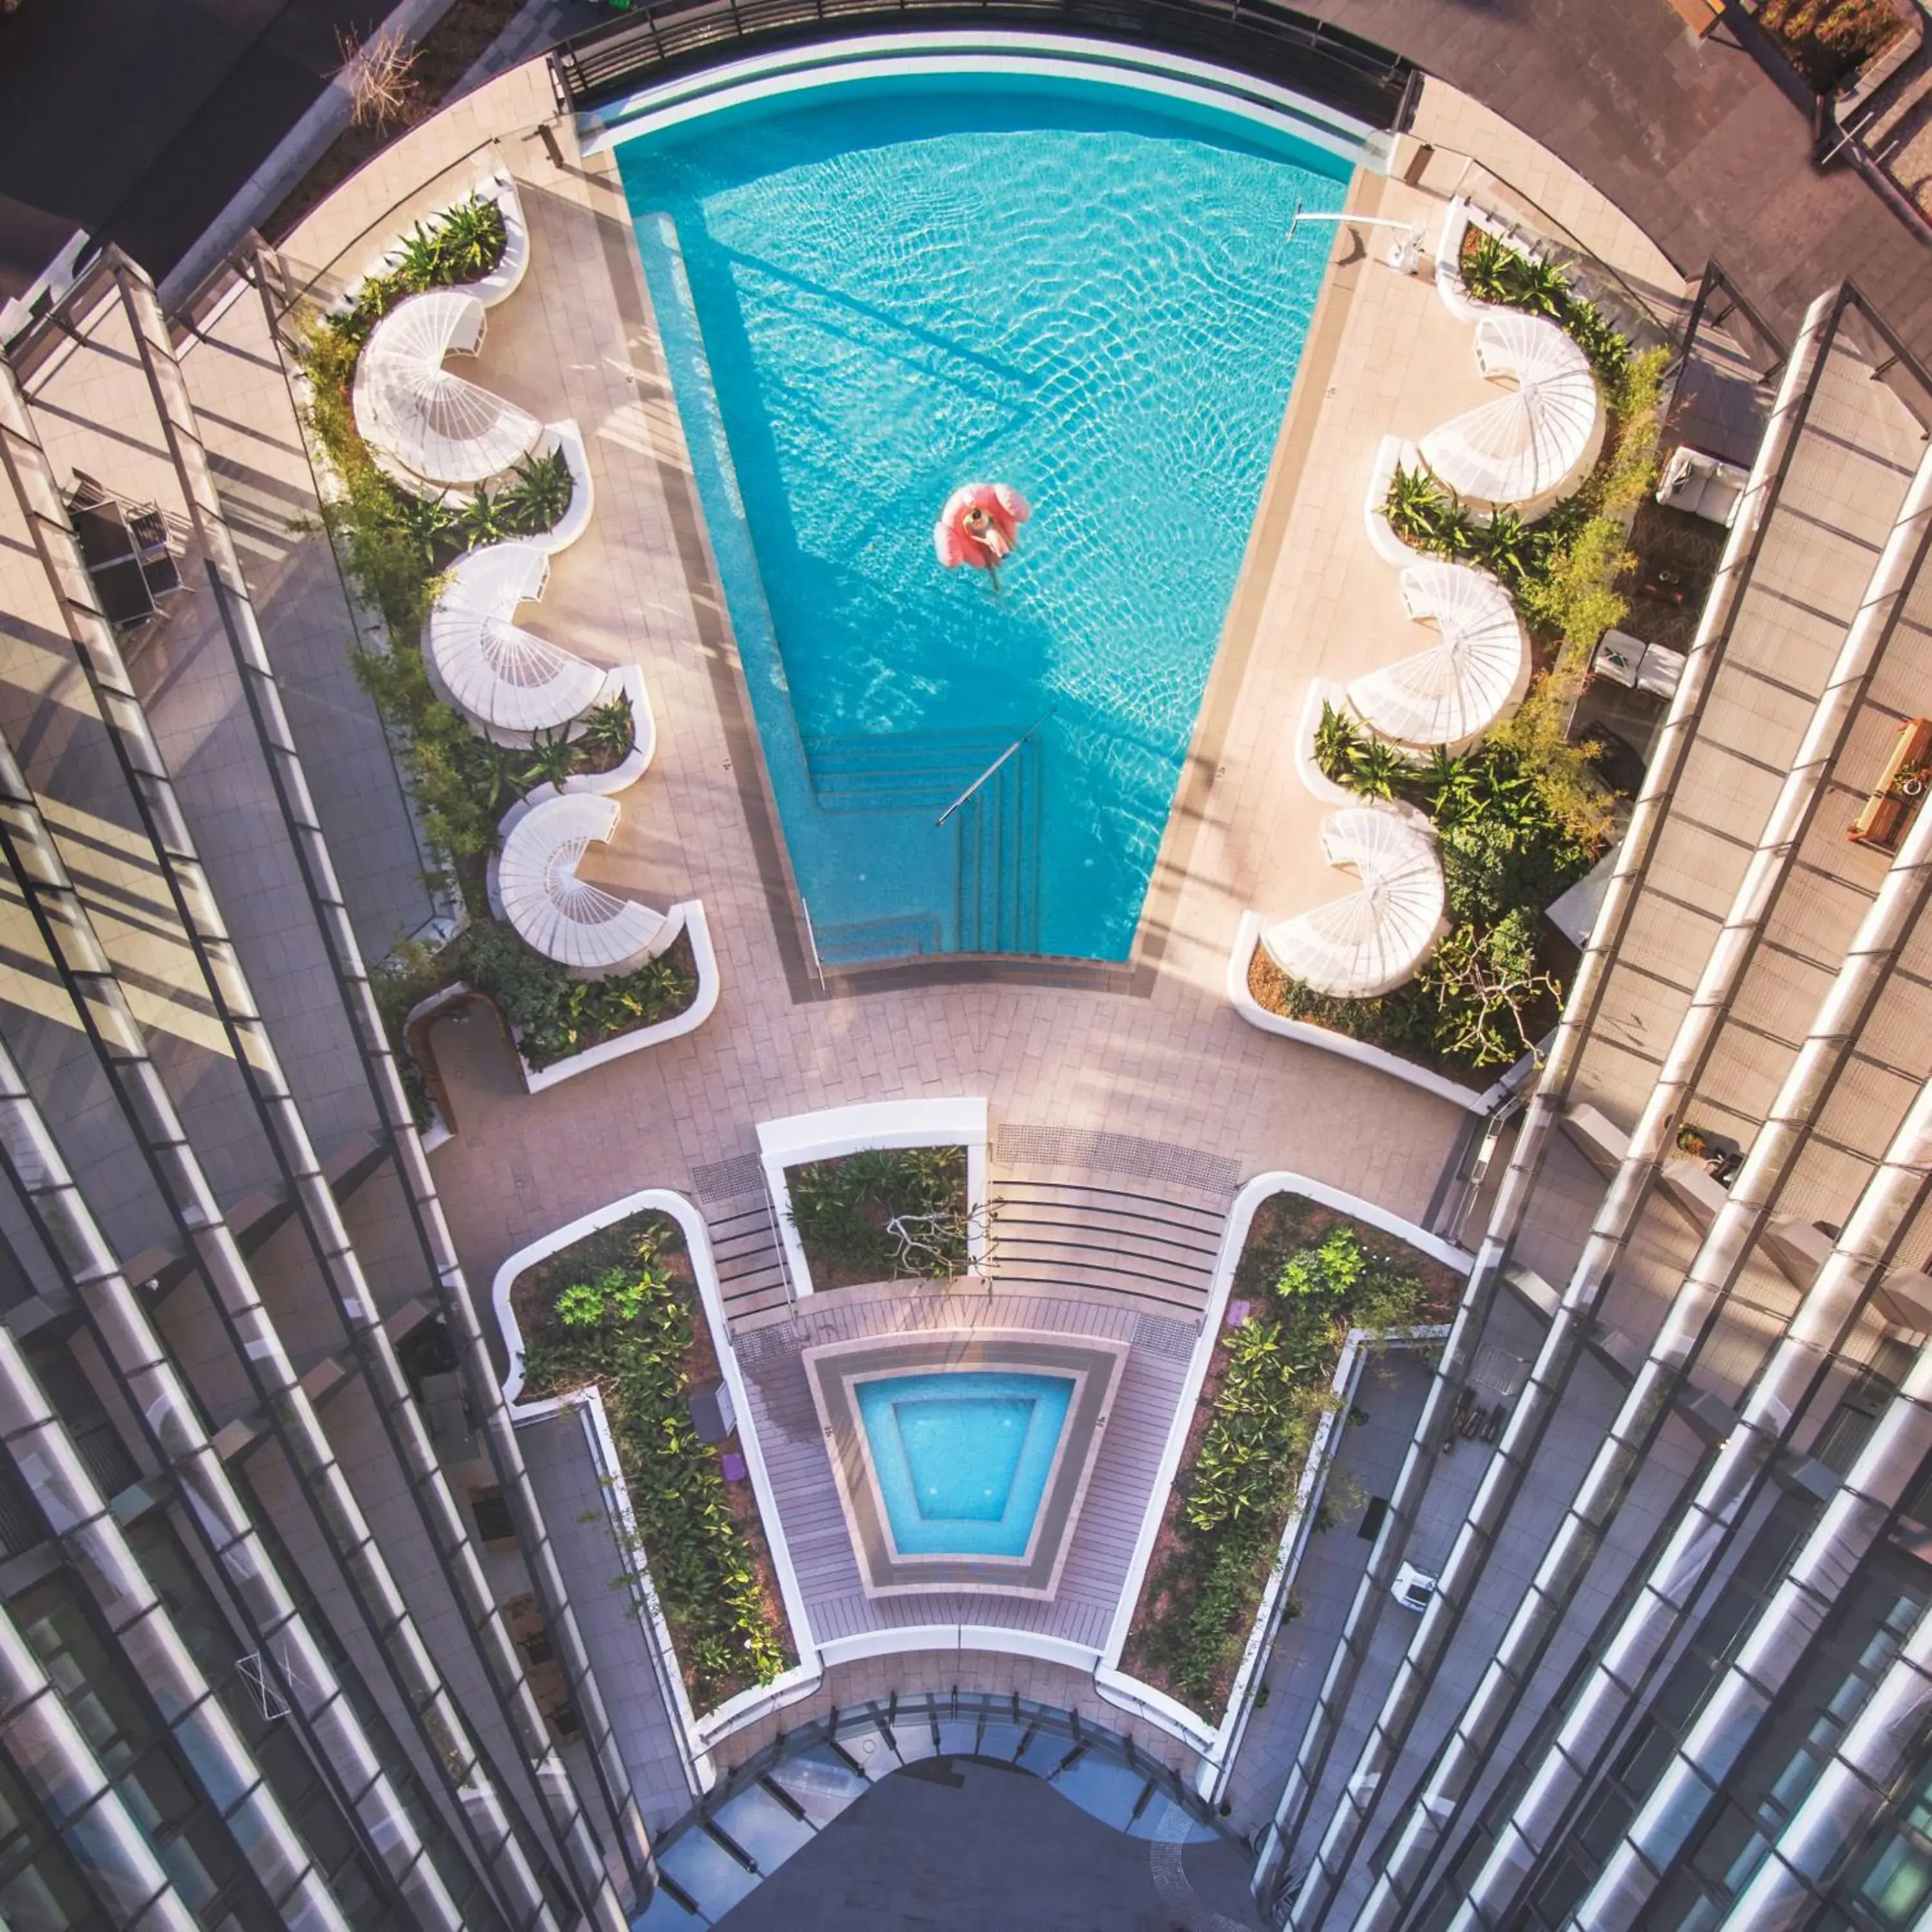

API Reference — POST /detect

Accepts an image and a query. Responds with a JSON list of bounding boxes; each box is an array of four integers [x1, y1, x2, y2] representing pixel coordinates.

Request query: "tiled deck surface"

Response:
[[236, 64, 1701, 1306], [739, 1287, 1194, 1654]]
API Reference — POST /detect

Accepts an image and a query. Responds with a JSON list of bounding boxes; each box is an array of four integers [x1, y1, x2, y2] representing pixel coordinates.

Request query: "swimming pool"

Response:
[[619, 66, 1352, 961], [855, 1369, 1074, 1559]]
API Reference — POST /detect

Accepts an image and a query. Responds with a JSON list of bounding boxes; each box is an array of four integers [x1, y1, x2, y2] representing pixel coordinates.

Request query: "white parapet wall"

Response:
[[756, 1096, 990, 1298]]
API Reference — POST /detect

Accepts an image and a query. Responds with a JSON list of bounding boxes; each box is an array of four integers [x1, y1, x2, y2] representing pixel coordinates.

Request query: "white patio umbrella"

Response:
[[426, 542, 605, 737], [1347, 560, 1528, 746], [1260, 808, 1446, 998], [1419, 310, 1598, 507], [352, 289, 540, 489], [496, 793, 666, 972]]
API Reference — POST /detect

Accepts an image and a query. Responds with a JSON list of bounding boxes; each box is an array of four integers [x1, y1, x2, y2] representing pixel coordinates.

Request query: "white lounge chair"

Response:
[[1592, 628, 1686, 699], [1420, 311, 1600, 509], [492, 793, 667, 973], [1348, 561, 1528, 748], [1261, 808, 1446, 999], [1656, 446, 1749, 527], [352, 289, 541, 489], [426, 541, 606, 741]]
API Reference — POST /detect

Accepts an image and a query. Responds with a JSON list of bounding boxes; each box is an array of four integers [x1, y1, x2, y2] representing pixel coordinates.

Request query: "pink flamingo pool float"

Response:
[[934, 482, 1030, 579]]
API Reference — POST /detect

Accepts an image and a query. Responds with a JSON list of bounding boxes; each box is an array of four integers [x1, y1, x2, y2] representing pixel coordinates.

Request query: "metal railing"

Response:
[[550, 0, 1419, 130]]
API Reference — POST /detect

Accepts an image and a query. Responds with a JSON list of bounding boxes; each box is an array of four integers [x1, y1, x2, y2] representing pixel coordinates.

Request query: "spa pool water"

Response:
[[621, 73, 1350, 960], [855, 1370, 1075, 1558]]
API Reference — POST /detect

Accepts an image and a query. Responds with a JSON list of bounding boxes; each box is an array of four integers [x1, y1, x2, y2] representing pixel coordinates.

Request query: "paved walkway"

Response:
[[1301, 0, 1932, 359]]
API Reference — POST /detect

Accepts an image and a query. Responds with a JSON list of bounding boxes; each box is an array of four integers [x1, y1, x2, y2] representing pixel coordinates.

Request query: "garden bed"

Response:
[[511, 1208, 795, 1709], [379, 922, 702, 1126], [294, 193, 632, 914], [1754, 0, 1909, 93], [783, 1145, 970, 1290], [1119, 1196, 1459, 1716], [1249, 227, 1671, 1079]]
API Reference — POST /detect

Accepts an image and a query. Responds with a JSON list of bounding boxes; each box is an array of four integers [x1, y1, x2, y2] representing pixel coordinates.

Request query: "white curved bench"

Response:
[[564, 664, 656, 797], [1419, 310, 1599, 509], [531, 419, 594, 554], [353, 289, 541, 489], [425, 541, 605, 741], [489, 793, 667, 974], [469, 172, 530, 309]]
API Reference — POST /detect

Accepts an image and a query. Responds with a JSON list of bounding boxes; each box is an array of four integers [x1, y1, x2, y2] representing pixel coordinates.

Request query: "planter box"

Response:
[[1227, 912, 1511, 1115], [491, 1188, 820, 1788], [756, 1097, 990, 1298], [403, 903, 721, 1139], [1096, 1174, 1467, 1797]]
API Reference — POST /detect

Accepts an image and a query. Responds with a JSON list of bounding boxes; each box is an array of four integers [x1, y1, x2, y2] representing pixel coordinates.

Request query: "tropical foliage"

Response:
[[1293, 710, 1589, 1072], [520, 1220, 791, 1704], [1127, 1213, 1430, 1709], [370, 920, 699, 1127], [786, 1146, 971, 1288], [325, 193, 509, 348], [1759, 0, 1905, 91]]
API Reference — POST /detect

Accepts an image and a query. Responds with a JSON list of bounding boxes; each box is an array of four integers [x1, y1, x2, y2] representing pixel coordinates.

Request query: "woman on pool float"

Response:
[[934, 482, 1030, 585]]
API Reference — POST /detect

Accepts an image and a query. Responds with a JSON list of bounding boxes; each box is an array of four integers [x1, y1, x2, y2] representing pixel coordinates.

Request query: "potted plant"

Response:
[[1676, 1123, 1710, 1158]]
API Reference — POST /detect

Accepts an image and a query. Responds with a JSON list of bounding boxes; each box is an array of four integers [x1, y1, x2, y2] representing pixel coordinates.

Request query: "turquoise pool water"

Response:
[[619, 73, 1350, 961], [855, 1370, 1075, 1558]]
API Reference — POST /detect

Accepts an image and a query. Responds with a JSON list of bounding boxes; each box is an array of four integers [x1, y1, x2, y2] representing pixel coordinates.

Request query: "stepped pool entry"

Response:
[[618, 70, 1354, 963], [803, 1331, 1128, 1596]]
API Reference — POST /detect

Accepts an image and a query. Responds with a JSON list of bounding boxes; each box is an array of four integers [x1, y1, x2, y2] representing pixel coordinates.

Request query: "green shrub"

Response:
[[1133, 1223, 1425, 1705], [450, 919, 697, 1070], [1419, 911, 1560, 1070], [522, 1232, 789, 1705], [786, 1147, 969, 1285]]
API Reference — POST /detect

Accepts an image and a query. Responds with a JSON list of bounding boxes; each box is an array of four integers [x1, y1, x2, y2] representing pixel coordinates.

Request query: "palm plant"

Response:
[[390, 489, 458, 565], [576, 693, 634, 766], [1314, 700, 1367, 783], [1346, 734, 1412, 802], [433, 195, 507, 281], [1419, 747, 1481, 826], [502, 448, 573, 535], [393, 222, 444, 293], [518, 727, 581, 791], [458, 483, 510, 549], [1387, 468, 1475, 557], [1474, 506, 1532, 586]]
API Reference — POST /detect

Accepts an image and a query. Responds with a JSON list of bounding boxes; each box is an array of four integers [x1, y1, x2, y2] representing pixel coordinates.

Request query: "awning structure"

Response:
[[495, 793, 666, 972], [352, 288, 540, 489], [1260, 807, 1446, 998], [426, 542, 605, 739], [1347, 560, 1528, 746], [1419, 310, 1598, 507]]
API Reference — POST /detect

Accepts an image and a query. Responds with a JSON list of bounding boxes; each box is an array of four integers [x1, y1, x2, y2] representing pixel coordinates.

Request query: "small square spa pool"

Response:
[[855, 1370, 1075, 1560]]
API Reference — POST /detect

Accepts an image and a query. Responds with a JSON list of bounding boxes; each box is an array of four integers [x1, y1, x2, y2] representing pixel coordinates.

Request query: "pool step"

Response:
[[803, 728, 1043, 956], [802, 729, 1018, 814], [985, 1175, 1226, 1316], [811, 914, 943, 966], [954, 745, 1041, 954]]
